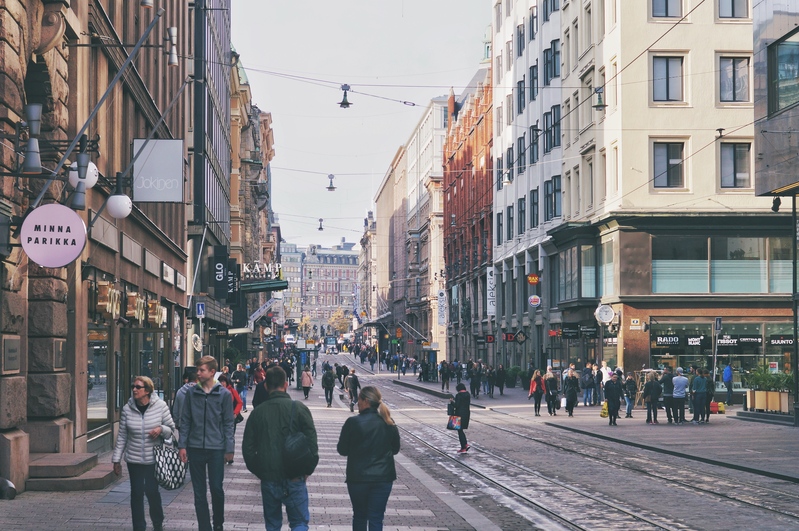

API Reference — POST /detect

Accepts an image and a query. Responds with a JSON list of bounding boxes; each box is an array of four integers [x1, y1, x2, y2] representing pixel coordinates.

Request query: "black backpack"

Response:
[[283, 401, 314, 479]]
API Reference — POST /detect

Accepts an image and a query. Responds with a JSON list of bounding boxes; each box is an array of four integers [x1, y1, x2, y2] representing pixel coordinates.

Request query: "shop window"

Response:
[[87, 323, 110, 432], [769, 237, 791, 293], [599, 240, 614, 296], [581, 245, 597, 298], [652, 236, 708, 292], [558, 246, 578, 301], [710, 237, 767, 293], [769, 28, 799, 114]]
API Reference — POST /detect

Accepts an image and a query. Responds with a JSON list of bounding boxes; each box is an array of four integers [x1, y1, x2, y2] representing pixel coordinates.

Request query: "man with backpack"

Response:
[[243, 366, 318, 531], [322, 366, 336, 407], [344, 369, 360, 412]]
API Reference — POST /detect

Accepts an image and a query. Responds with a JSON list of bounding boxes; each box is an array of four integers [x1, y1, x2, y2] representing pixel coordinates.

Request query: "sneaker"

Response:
[[457, 448, 468, 454], [349, 403, 354, 412], [654, 420, 659, 424], [691, 420, 699, 425], [464, 445, 470, 452], [646, 420, 652, 424]]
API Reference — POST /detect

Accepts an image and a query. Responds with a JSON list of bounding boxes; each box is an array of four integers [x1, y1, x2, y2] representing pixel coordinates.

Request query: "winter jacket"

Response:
[[564, 376, 580, 400], [624, 378, 637, 399], [659, 372, 675, 397], [453, 390, 471, 429], [178, 381, 235, 453], [242, 391, 318, 481], [604, 379, 624, 405], [643, 380, 661, 402], [322, 370, 336, 389], [223, 383, 243, 417], [529, 375, 545, 395], [231, 370, 248, 392], [545, 375, 559, 397], [672, 375, 689, 398], [301, 370, 314, 388], [337, 407, 400, 483], [172, 382, 196, 431], [112, 394, 175, 465]]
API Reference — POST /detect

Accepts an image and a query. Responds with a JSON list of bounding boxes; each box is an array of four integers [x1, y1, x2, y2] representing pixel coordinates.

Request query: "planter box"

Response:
[[754, 390, 767, 411], [746, 389, 755, 411], [767, 391, 781, 413], [781, 392, 790, 414]]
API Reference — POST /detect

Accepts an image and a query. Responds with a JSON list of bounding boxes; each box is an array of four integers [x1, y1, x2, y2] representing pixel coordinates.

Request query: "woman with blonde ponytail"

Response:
[[337, 386, 400, 530]]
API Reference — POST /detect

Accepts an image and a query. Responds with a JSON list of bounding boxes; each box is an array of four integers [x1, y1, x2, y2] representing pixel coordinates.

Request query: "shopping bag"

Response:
[[600, 401, 608, 418], [718, 402, 726, 414], [560, 397, 567, 409], [446, 415, 462, 430], [153, 436, 187, 490]]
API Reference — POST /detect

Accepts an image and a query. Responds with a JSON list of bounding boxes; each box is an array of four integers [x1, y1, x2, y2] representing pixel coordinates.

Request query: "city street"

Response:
[[3, 353, 799, 530]]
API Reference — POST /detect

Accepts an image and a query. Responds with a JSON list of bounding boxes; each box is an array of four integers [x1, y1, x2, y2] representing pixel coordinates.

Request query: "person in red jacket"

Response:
[[218, 374, 243, 465]]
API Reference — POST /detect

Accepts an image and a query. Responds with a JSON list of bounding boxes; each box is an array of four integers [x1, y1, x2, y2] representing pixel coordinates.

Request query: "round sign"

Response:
[[595, 304, 616, 325], [528, 295, 542, 307], [20, 203, 87, 268], [263, 327, 272, 336], [527, 273, 540, 285]]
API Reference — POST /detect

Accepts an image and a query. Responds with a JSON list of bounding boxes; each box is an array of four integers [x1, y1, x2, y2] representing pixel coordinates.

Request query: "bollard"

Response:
[[0, 477, 16, 500]]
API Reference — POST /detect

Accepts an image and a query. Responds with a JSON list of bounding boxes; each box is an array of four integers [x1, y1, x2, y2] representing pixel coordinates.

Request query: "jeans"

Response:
[[533, 392, 543, 414], [625, 396, 634, 417], [239, 388, 248, 410], [324, 387, 333, 405], [673, 396, 686, 422], [662, 396, 673, 422], [127, 463, 163, 531], [583, 387, 593, 406], [596, 385, 604, 404], [260, 478, 309, 531], [457, 429, 468, 449], [187, 448, 226, 531], [303, 386, 311, 399], [725, 381, 733, 405], [693, 392, 707, 422], [347, 481, 393, 531], [646, 400, 658, 422]]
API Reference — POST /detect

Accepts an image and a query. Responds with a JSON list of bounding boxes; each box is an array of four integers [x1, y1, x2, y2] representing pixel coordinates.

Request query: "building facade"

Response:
[[443, 61, 494, 365], [301, 240, 359, 341]]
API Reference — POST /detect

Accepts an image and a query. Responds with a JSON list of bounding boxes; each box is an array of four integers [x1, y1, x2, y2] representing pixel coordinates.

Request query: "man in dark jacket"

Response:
[[178, 356, 234, 531], [659, 366, 675, 423], [243, 366, 318, 531], [321, 366, 336, 407], [604, 372, 624, 426]]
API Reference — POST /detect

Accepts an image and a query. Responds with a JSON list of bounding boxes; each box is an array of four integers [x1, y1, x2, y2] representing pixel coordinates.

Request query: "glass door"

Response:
[[122, 329, 172, 405]]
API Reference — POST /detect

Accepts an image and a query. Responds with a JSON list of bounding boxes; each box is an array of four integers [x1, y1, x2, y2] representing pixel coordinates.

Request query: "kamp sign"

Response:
[[20, 203, 87, 268]]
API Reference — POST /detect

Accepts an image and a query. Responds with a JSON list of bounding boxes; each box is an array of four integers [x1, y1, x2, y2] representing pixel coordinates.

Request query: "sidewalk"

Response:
[[393, 375, 799, 483]]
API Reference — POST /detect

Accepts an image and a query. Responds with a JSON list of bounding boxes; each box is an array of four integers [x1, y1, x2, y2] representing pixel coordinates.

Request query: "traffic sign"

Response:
[[715, 317, 722, 332], [196, 302, 205, 318]]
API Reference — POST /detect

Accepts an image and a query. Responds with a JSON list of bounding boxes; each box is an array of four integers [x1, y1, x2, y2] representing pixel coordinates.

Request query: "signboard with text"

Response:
[[486, 269, 496, 316]]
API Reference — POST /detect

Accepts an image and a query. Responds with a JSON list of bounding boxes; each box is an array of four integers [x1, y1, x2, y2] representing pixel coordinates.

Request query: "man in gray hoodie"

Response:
[[178, 356, 234, 531]]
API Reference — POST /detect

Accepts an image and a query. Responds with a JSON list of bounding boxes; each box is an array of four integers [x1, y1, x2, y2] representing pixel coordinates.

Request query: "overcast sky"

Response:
[[231, 0, 490, 249]]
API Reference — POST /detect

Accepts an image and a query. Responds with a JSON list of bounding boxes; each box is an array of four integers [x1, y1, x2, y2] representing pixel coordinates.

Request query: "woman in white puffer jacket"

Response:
[[112, 375, 175, 531]]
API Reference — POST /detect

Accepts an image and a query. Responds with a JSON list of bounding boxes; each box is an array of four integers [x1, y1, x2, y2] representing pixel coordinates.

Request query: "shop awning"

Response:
[[239, 279, 289, 294]]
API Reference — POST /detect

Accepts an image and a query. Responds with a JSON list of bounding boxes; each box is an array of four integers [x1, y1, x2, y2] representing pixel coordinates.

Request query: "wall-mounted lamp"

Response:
[[140, 0, 154, 7], [21, 104, 42, 174], [326, 174, 336, 191], [66, 26, 179, 69], [592, 87, 607, 110], [450, 214, 456, 226], [338, 84, 352, 109], [107, 172, 133, 219], [318, 218, 324, 231], [772, 196, 782, 213]]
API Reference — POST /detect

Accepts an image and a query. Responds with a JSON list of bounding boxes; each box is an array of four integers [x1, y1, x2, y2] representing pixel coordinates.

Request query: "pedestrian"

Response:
[[643, 372, 660, 424], [112, 376, 175, 531], [659, 366, 674, 423], [178, 356, 235, 531], [545, 367, 559, 416], [528, 369, 545, 416], [486, 365, 496, 398], [623, 373, 637, 418], [218, 374, 243, 465], [345, 368, 361, 413], [232, 363, 249, 412], [704, 369, 714, 422], [312, 359, 317, 378], [691, 368, 708, 424], [440, 361, 450, 392], [337, 386, 401, 531], [564, 369, 580, 417], [581, 362, 594, 406], [672, 367, 689, 424], [496, 364, 506, 396], [604, 372, 624, 426], [451, 383, 471, 453], [322, 365, 336, 407], [723, 361, 734, 405], [173, 368, 198, 435], [301, 365, 314, 399], [242, 366, 319, 531]]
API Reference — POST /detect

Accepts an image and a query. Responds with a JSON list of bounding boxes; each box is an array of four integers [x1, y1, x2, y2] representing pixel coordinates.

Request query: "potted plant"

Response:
[[744, 367, 793, 413], [505, 366, 522, 388]]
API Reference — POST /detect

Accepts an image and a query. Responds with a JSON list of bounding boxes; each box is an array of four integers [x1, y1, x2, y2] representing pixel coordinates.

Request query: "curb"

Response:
[[392, 379, 455, 400]]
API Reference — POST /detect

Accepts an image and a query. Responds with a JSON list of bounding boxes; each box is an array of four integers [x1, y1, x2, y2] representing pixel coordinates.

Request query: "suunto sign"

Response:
[[20, 203, 87, 268]]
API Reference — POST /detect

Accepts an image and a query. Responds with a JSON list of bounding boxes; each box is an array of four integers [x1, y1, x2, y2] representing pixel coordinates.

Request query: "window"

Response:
[[529, 6, 538, 39], [653, 0, 681, 17], [530, 63, 539, 100], [599, 240, 614, 296], [719, 0, 746, 18], [552, 39, 561, 78], [496, 157, 503, 190], [495, 2, 502, 30], [506, 146, 514, 175], [581, 245, 596, 298], [563, 30, 570, 73], [496, 105, 503, 131], [544, 180, 554, 221], [496, 212, 503, 244], [653, 142, 684, 188], [543, 111, 553, 152], [584, 5, 593, 51], [544, 48, 553, 85], [553, 175, 562, 216], [517, 25, 525, 56], [530, 188, 539, 228], [653, 57, 683, 101], [720, 57, 749, 102], [506, 94, 513, 124], [720, 143, 751, 188], [506, 41, 513, 70], [507, 206, 514, 240], [769, 30, 799, 113], [517, 135, 526, 173], [552, 105, 561, 147], [559, 246, 578, 301], [496, 56, 503, 83], [587, 159, 595, 206], [652, 236, 708, 293], [711, 237, 766, 293], [530, 124, 540, 163], [518, 197, 526, 234], [517, 79, 526, 113]]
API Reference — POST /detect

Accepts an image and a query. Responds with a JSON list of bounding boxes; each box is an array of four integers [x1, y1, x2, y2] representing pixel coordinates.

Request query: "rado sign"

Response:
[[655, 336, 680, 346]]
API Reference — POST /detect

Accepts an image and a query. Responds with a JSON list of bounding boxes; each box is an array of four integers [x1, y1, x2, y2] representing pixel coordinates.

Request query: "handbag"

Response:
[[447, 402, 456, 416], [153, 436, 187, 490], [600, 401, 609, 418], [446, 415, 462, 430], [235, 412, 244, 424]]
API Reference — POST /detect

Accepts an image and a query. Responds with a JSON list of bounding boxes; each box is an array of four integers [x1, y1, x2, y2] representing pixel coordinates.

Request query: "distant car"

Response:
[[327, 346, 338, 355], [284, 334, 296, 345]]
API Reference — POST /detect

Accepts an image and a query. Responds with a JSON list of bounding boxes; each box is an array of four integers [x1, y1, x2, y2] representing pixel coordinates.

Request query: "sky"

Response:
[[231, 0, 491, 249]]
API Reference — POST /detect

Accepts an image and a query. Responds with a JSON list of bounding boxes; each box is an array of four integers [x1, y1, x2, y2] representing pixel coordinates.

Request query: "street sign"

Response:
[[514, 331, 528, 344], [715, 317, 722, 332], [396, 327, 403, 338], [196, 302, 205, 318]]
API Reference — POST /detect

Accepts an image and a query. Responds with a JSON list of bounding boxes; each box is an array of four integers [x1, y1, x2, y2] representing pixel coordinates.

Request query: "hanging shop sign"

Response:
[[580, 326, 598, 339], [226, 259, 240, 305], [437, 290, 447, 326], [528, 295, 542, 307], [212, 245, 228, 297], [527, 273, 540, 285], [97, 282, 122, 319], [562, 323, 580, 339], [20, 203, 87, 268], [486, 269, 496, 316], [132, 138, 184, 203], [241, 261, 283, 280]]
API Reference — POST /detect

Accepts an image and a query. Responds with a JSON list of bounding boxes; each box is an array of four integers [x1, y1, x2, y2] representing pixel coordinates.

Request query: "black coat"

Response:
[[604, 379, 624, 406], [454, 390, 471, 429], [564, 376, 580, 400], [545, 376, 559, 397], [337, 407, 400, 483]]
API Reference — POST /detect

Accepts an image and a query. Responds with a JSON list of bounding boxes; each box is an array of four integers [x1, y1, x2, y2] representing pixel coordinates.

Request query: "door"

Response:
[[121, 329, 173, 405]]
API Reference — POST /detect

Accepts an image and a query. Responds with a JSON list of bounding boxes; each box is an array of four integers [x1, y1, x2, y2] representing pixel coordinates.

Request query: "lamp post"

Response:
[[793, 195, 799, 427]]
